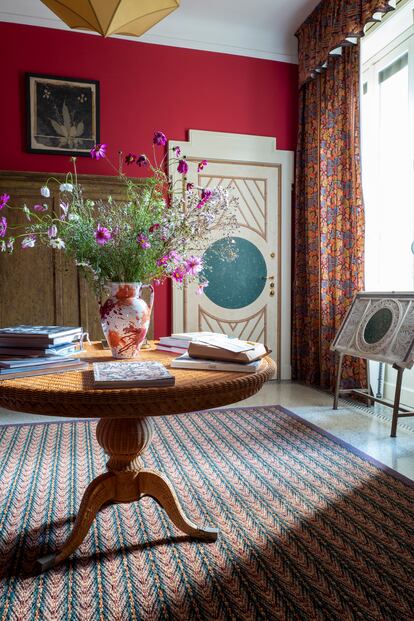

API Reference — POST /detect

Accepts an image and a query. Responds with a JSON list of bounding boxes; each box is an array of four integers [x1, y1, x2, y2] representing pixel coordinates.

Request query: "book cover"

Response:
[[188, 341, 268, 363], [192, 336, 255, 353], [0, 343, 81, 357], [0, 361, 88, 381], [93, 361, 175, 388], [170, 353, 261, 373], [0, 325, 82, 338], [0, 326, 83, 348], [169, 331, 223, 342], [155, 344, 188, 355], [0, 355, 78, 369]]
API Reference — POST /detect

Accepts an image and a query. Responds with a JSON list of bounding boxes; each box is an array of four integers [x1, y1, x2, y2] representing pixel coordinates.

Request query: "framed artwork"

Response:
[[331, 292, 414, 369], [26, 73, 100, 156]]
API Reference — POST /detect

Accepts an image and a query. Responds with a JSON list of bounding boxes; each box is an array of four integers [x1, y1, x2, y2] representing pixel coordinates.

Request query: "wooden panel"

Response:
[[0, 171, 154, 340]]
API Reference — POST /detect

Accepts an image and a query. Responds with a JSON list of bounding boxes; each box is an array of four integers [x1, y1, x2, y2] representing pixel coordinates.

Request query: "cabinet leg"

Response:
[[333, 354, 343, 410], [391, 367, 404, 438]]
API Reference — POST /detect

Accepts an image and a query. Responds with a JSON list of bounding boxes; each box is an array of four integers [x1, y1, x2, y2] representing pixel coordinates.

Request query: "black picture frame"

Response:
[[26, 73, 100, 157]]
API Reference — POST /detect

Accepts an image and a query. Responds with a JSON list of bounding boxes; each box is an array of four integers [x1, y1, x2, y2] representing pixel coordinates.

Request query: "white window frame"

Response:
[[361, 20, 414, 406]]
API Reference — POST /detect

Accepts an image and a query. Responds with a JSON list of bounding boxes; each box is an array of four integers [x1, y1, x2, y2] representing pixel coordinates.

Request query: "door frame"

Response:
[[168, 130, 294, 379]]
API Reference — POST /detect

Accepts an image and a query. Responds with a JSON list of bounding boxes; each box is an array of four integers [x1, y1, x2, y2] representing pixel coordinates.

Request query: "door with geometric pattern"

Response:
[[169, 131, 294, 379]]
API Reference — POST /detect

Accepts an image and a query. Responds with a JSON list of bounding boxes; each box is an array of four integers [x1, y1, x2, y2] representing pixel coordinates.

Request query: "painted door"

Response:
[[169, 131, 293, 379]]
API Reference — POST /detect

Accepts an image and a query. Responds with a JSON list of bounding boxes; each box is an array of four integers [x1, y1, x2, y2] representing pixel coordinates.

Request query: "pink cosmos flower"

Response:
[[197, 160, 208, 172], [0, 193, 10, 209], [201, 189, 212, 201], [47, 225, 58, 238], [153, 131, 167, 146], [136, 154, 148, 167], [125, 153, 137, 165], [90, 144, 107, 160], [0, 217, 7, 238], [157, 255, 169, 267], [33, 203, 48, 212], [94, 224, 112, 245], [196, 281, 209, 295], [184, 255, 203, 276], [21, 235, 36, 248], [171, 268, 185, 283], [177, 159, 189, 175], [168, 250, 182, 264], [173, 146, 181, 157], [137, 233, 151, 249]]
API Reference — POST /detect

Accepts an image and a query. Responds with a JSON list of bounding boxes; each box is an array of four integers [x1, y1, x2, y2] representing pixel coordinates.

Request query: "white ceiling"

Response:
[[0, 0, 321, 64]]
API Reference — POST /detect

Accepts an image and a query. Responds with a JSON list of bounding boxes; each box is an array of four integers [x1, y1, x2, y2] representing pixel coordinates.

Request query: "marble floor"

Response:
[[1, 381, 413, 480]]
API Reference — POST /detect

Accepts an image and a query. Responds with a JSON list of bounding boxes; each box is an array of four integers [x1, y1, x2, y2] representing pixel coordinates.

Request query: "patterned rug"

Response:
[[0, 406, 413, 621]]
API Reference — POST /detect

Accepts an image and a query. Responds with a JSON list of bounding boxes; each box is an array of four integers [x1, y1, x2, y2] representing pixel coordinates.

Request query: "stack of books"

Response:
[[170, 335, 269, 373], [0, 325, 87, 380], [155, 331, 223, 356]]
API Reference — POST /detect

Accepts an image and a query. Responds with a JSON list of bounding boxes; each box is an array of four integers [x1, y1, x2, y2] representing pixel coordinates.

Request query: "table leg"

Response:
[[37, 416, 218, 572]]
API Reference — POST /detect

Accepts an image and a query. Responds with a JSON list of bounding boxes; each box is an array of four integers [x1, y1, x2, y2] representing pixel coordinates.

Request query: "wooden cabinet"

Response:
[[0, 171, 154, 340]]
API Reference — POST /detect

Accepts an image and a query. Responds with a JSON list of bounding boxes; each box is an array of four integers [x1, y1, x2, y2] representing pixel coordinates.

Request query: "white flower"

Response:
[[0, 241, 6, 252], [68, 213, 80, 222], [50, 238, 65, 249], [6, 237, 14, 252], [40, 186, 50, 198], [23, 205, 31, 221], [59, 183, 74, 193], [21, 236, 36, 248], [47, 225, 58, 238]]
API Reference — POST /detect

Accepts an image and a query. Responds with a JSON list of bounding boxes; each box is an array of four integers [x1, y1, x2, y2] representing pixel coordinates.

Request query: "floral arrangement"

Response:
[[0, 131, 238, 298]]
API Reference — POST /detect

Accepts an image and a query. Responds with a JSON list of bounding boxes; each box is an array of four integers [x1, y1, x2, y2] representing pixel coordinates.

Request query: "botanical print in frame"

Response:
[[26, 73, 100, 156]]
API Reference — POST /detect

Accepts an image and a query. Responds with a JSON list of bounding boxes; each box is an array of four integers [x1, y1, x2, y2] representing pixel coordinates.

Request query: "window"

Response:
[[362, 20, 414, 292], [361, 3, 414, 405]]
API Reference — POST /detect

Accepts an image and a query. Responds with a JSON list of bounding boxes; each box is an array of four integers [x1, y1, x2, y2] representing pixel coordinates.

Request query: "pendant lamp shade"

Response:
[[40, 0, 180, 38]]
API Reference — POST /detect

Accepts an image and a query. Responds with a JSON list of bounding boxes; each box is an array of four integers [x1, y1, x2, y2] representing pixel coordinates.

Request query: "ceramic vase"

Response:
[[99, 282, 154, 358]]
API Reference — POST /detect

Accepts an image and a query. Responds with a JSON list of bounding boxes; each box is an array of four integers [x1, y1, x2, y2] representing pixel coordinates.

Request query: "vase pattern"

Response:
[[100, 283, 154, 359]]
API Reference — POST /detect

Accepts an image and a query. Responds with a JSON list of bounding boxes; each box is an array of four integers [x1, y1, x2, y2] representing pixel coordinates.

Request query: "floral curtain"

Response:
[[292, 0, 394, 389], [296, 0, 395, 87]]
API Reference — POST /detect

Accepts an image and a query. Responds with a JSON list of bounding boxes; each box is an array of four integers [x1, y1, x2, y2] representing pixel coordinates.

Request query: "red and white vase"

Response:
[[99, 282, 154, 358]]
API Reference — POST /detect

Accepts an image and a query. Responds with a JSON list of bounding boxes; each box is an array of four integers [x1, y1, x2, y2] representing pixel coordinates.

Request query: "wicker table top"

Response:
[[0, 344, 276, 419]]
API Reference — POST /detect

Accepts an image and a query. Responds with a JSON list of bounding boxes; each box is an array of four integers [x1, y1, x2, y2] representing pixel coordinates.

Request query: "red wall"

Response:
[[0, 22, 298, 337]]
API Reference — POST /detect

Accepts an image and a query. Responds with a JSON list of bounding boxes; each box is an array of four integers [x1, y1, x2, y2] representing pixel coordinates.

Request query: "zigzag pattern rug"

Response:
[[0, 405, 413, 621]]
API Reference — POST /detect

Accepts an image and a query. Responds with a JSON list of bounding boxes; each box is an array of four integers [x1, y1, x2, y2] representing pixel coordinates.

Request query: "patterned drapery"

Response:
[[296, 0, 395, 86], [292, 46, 365, 389], [292, 0, 394, 389]]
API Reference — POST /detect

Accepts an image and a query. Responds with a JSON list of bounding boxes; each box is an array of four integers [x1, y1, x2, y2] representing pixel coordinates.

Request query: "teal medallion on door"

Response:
[[202, 237, 267, 309]]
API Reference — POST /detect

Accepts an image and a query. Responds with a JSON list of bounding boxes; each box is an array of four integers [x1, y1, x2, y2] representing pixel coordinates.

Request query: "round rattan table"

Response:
[[0, 344, 275, 572]]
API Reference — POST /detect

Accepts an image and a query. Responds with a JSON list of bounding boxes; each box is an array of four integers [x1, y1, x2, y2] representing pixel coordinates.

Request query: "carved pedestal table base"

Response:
[[37, 417, 218, 572]]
